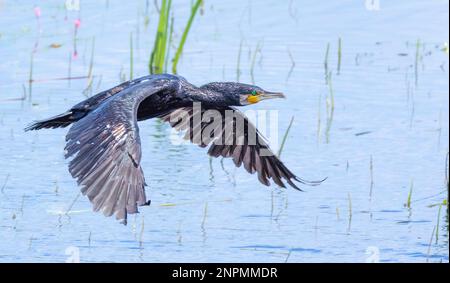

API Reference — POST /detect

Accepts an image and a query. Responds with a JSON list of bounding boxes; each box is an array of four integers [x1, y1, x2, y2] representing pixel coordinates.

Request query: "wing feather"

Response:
[[160, 106, 323, 190], [65, 78, 176, 224]]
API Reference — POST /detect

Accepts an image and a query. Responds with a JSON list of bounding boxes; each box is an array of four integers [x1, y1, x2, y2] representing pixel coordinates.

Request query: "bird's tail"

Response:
[[24, 111, 81, 131]]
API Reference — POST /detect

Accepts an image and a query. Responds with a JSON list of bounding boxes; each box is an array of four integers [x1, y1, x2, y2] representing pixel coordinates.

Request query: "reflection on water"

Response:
[[0, 0, 448, 262]]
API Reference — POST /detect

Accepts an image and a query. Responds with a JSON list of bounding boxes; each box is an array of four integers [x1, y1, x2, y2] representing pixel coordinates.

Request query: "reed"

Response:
[[445, 152, 449, 190], [64, 192, 81, 216], [426, 226, 436, 262], [149, 0, 172, 74], [278, 116, 294, 157], [139, 216, 145, 249], [250, 41, 262, 84], [324, 42, 330, 83], [236, 39, 243, 82], [201, 202, 208, 229], [414, 39, 420, 86], [436, 204, 442, 244], [172, 0, 203, 74], [149, 0, 202, 74], [347, 193, 352, 233], [1, 174, 10, 193], [209, 156, 215, 183], [369, 155, 374, 199], [336, 207, 340, 221], [220, 158, 236, 186], [337, 37, 342, 75], [164, 16, 174, 71], [28, 53, 34, 100], [406, 179, 413, 209], [316, 93, 322, 144], [286, 48, 295, 82], [284, 250, 292, 263], [83, 37, 95, 96], [325, 71, 335, 143]]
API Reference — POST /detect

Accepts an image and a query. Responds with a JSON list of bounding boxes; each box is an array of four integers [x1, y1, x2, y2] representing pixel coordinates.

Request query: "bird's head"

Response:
[[200, 82, 285, 106]]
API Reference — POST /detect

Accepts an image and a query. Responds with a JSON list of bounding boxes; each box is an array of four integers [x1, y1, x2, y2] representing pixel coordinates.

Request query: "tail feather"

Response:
[[25, 111, 76, 131]]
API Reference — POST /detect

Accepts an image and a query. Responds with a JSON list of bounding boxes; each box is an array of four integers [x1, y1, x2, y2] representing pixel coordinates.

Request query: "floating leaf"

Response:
[[49, 43, 62, 48], [160, 203, 177, 207]]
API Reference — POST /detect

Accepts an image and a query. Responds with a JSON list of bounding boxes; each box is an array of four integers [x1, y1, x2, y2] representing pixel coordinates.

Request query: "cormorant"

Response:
[[25, 74, 323, 224]]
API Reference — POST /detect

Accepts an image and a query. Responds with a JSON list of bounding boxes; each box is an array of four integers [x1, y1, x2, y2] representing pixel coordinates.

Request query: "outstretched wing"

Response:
[[24, 76, 157, 131], [65, 78, 177, 224], [160, 105, 323, 190], [70, 75, 156, 112]]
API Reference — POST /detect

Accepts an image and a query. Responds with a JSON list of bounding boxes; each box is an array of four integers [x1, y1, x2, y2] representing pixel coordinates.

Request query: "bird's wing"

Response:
[[160, 105, 323, 190], [65, 78, 177, 224], [71, 75, 154, 112]]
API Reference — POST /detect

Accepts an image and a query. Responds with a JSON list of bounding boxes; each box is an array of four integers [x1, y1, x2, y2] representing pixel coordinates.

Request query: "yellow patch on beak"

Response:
[[247, 95, 260, 104]]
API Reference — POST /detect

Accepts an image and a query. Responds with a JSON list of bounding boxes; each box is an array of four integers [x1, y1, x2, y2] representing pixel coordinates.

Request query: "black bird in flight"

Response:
[[25, 74, 323, 224]]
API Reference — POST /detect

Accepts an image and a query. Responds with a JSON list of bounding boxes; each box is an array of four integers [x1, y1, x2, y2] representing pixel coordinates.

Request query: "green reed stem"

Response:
[[149, 0, 171, 74], [172, 0, 202, 74], [324, 42, 330, 83], [28, 53, 34, 100], [337, 37, 342, 75], [278, 116, 295, 158], [406, 179, 413, 209]]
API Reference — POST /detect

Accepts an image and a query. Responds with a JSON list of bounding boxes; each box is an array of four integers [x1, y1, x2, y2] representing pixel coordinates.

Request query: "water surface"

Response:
[[0, 0, 448, 262]]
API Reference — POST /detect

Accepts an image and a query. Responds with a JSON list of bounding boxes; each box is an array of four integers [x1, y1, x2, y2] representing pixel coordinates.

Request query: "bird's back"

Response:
[[72, 74, 184, 112]]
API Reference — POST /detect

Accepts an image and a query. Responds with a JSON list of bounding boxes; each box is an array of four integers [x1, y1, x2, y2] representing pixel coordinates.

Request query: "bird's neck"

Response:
[[194, 85, 236, 107]]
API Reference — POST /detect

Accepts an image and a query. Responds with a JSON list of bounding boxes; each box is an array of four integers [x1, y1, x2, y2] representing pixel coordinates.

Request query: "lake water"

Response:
[[0, 0, 448, 263]]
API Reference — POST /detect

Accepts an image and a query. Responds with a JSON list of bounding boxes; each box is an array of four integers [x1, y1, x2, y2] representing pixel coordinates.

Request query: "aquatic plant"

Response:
[[164, 16, 174, 71], [149, 0, 172, 74], [347, 193, 352, 233], [28, 53, 34, 99], [426, 226, 436, 262], [405, 179, 413, 209], [414, 39, 421, 86], [278, 116, 295, 157], [1, 174, 10, 193], [316, 93, 322, 144], [82, 37, 95, 96], [149, 0, 203, 74], [337, 37, 342, 75], [324, 42, 330, 83], [286, 48, 295, 82], [236, 39, 243, 82], [369, 155, 374, 199], [201, 202, 208, 229], [250, 41, 262, 84], [73, 19, 81, 58], [325, 71, 335, 143], [172, 0, 203, 74]]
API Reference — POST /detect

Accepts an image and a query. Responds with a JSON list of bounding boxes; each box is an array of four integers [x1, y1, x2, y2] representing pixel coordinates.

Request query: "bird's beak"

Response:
[[259, 91, 285, 101]]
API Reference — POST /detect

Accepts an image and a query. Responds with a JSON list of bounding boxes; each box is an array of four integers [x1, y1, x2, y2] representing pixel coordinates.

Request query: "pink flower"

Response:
[[74, 19, 81, 29], [34, 6, 41, 18]]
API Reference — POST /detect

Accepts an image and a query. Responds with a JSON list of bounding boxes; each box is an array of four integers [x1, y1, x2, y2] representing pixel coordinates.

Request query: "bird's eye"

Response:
[[251, 90, 258, 96]]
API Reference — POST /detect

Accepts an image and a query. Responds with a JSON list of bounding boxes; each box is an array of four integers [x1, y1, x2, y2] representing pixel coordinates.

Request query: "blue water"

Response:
[[0, 0, 448, 262]]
